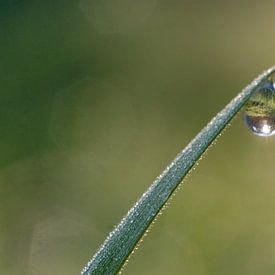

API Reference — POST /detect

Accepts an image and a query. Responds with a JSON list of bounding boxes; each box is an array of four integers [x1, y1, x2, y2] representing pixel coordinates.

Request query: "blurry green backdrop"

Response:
[[1, 1, 275, 274]]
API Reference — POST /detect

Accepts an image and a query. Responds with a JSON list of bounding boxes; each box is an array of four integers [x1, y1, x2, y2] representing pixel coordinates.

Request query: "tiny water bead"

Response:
[[244, 73, 275, 136]]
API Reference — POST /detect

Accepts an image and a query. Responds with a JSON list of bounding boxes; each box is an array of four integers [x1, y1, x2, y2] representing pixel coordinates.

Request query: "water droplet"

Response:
[[244, 72, 275, 136]]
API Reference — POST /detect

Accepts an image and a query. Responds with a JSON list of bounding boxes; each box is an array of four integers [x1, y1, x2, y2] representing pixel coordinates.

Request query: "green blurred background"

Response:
[[1, 1, 275, 274]]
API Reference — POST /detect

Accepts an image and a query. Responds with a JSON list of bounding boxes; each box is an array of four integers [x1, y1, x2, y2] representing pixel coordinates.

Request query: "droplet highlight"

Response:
[[244, 72, 275, 136]]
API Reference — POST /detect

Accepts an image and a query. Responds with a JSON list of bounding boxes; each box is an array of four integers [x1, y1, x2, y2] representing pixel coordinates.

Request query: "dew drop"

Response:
[[244, 72, 275, 136]]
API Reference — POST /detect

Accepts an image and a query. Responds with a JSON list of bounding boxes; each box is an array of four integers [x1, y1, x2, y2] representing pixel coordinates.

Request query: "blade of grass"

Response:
[[81, 66, 275, 275]]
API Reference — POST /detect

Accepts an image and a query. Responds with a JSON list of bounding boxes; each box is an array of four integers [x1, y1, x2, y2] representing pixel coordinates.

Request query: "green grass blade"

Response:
[[81, 66, 275, 275]]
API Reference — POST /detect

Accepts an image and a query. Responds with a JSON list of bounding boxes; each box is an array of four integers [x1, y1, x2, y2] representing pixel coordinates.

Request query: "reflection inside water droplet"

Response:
[[244, 72, 275, 136]]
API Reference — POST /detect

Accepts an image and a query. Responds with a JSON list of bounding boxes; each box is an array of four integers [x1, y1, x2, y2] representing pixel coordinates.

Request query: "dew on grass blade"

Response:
[[244, 72, 275, 136]]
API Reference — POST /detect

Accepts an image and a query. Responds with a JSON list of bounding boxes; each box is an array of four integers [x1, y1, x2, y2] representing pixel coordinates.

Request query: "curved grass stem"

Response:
[[81, 66, 275, 275]]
